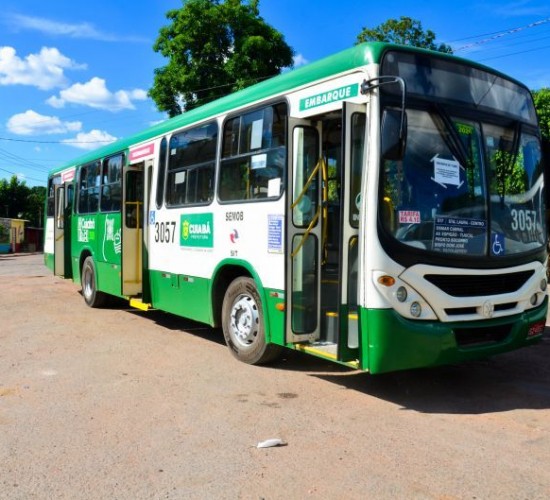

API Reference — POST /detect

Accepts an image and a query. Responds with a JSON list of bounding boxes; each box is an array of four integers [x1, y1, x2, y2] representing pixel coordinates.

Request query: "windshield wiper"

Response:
[[432, 104, 472, 171], [498, 121, 522, 205]]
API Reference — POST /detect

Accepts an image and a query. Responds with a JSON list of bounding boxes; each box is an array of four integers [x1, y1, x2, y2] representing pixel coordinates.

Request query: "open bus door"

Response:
[[121, 162, 144, 296], [337, 102, 366, 361], [285, 104, 366, 364], [286, 118, 323, 344], [53, 182, 72, 277]]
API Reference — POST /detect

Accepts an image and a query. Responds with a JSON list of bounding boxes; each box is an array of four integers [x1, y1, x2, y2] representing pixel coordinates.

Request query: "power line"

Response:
[[0, 147, 50, 172], [454, 16, 550, 52], [0, 166, 45, 184], [477, 43, 550, 63]]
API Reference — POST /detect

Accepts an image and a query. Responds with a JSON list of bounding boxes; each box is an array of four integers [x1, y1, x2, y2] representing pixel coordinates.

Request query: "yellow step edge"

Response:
[[325, 312, 358, 320], [129, 298, 152, 311], [295, 344, 360, 369], [295, 344, 338, 360]]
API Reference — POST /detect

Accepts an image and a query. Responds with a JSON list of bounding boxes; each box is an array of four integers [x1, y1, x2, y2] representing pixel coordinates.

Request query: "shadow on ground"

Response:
[[123, 303, 550, 415]]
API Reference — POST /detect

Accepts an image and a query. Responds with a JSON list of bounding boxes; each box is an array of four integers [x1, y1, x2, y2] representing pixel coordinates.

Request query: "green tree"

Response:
[[149, 0, 294, 116], [0, 176, 27, 219], [0, 176, 46, 226], [356, 16, 453, 53], [490, 150, 527, 198], [532, 87, 550, 141], [24, 186, 47, 227]]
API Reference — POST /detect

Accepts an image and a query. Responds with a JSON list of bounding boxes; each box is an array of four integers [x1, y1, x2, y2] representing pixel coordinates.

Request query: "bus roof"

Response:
[[47, 41, 522, 177]]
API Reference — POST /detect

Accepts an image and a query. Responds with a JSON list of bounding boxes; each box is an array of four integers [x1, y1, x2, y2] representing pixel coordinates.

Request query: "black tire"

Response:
[[221, 277, 282, 365], [81, 256, 106, 308]]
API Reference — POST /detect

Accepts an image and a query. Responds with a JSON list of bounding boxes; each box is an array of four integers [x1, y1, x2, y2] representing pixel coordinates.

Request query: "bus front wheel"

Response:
[[222, 277, 281, 365], [81, 256, 106, 308]]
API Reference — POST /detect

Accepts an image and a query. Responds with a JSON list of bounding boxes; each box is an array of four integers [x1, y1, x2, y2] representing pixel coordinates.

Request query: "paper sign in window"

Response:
[[251, 119, 264, 150], [268, 178, 281, 197], [433, 157, 461, 186], [175, 171, 186, 184], [251, 153, 267, 170]]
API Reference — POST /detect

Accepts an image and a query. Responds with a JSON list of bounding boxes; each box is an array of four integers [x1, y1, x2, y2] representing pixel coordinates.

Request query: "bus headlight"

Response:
[[372, 271, 437, 321], [396, 286, 408, 302], [540, 279, 547, 292], [410, 302, 422, 318], [530, 294, 538, 306]]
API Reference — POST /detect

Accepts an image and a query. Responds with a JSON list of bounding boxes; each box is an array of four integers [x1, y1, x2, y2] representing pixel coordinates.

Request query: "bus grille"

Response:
[[424, 271, 534, 297], [445, 302, 517, 316], [454, 325, 512, 347]]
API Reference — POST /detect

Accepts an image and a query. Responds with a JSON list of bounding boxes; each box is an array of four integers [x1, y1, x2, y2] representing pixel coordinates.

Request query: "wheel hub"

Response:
[[230, 295, 259, 346], [83, 268, 93, 299]]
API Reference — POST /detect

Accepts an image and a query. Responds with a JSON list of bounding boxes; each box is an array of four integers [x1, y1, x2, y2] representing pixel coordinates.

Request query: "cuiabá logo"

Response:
[[180, 213, 214, 248], [181, 220, 190, 241]]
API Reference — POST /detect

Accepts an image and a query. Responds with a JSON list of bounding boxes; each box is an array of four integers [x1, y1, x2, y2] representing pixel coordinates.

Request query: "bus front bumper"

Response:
[[362, 297, 548, 374]]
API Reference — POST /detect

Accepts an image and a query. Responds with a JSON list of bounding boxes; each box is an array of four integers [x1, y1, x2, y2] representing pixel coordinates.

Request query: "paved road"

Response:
[[1, 253, 550, 499]]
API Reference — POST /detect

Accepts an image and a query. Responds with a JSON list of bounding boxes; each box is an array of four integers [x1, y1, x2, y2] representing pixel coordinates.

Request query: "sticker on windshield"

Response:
[[491, 232, 505, 256], [433, 216, 486, 255], [399, 211, 421, 224], [431, 155, 463, 188]]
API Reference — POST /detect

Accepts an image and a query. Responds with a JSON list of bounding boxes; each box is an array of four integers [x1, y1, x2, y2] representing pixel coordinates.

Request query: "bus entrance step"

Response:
[[129, 298, 153, 311], [324, 310, 358, 348]]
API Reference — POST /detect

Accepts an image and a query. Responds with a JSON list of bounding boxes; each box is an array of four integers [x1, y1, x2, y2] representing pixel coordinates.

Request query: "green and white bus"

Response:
[[45, 42, 548, 374]]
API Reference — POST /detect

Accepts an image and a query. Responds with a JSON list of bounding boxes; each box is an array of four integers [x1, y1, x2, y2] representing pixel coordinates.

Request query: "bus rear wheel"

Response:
[[81, 256, 106, 308], [222, 277, 282, 365]]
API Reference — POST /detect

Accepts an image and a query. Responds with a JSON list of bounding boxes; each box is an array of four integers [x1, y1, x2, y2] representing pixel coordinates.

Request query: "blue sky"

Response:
[[1, 0, 550, 187]]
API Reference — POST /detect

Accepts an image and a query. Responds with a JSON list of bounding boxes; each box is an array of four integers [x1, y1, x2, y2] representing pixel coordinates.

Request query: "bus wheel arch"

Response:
[[211, 265, 248, 328], [79, 250, 92, 282], [80, 254, 106, 308], [221, 275, 282, 365]]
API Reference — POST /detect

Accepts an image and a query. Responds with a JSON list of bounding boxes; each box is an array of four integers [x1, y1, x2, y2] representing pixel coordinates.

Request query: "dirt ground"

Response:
[[1, 253, 550, 499]]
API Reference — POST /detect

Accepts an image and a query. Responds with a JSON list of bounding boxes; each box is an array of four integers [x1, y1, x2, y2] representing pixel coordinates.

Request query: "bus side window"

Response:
[[47, 175, 61, 217], [156, 138, 167, 209], [125, 170, 143, 229], [67, 183, 74, 208], [166, 123, 217, 207], [100, 154, 123, 212], [219, 158, 250, 201], [77, 161, 100, 214], [219, 102, 287, 203]]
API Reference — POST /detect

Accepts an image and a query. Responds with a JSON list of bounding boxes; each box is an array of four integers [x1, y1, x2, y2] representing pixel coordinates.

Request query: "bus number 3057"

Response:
[[154, 221, 176, 243]]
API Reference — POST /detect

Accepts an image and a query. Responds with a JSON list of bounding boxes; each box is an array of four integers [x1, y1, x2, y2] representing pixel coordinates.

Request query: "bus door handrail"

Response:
[[290, 157, 328, 259]]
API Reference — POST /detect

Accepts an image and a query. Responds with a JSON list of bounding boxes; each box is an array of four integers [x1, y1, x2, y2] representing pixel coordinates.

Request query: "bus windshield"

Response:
[[381, 109, 545, 257], [380, 50, 538, 123], [379, 51, 545, 260]]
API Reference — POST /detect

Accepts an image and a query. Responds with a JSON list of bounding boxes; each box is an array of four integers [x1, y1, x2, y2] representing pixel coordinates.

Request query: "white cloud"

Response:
[[46, 95, 65, 109], [7, 110, 82, 136], [129, 89, 148, 100], [149, 119, 167, 127], [4, 13, 149, 43], [48, 77, 148, 111], [0, 46, 84, 90], [62, 129, 117, 150], [293, 53, 309, 67]]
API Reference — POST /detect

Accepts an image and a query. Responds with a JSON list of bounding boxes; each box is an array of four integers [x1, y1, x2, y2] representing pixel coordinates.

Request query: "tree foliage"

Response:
[[489, 151, 527, 198], [149, 0, 294, 116], [0, 176, 46, 227], [532, 88, 550, 141], [356, 16, 453, 53]]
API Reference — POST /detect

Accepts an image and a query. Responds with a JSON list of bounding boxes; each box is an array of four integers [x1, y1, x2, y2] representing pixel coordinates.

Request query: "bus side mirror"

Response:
[[381, 108, 407, 161]]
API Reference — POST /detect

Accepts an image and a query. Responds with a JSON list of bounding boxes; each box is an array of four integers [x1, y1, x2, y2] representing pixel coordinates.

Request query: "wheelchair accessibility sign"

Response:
[[491, 232, 505, 256]]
